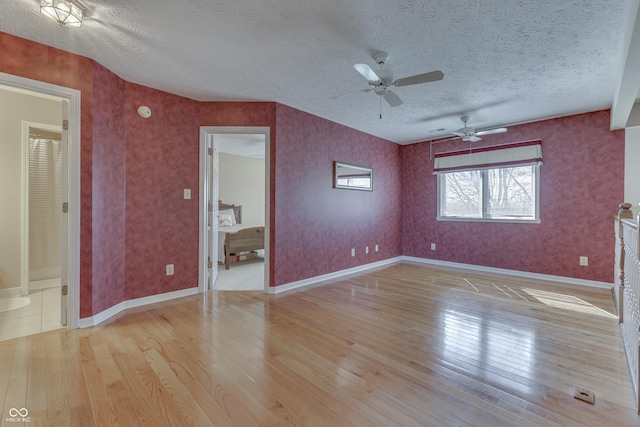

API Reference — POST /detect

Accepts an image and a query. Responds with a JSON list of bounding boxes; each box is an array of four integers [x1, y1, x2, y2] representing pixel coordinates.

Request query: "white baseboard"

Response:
[[269, 257, 403, 294], [78, 287, 200, 328], [402, 256, 613, 289], [0, 287, 22, 298], [78, 256, 611, 326], [269, 255, 612, 295]]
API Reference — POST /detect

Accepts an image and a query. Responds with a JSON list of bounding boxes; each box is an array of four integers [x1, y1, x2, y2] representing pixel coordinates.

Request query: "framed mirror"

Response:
[[333, 161, 373, 191]]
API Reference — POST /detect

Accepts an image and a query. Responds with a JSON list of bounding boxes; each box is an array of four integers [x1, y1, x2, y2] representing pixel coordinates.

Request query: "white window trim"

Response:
[[436, 164, 541, 223]]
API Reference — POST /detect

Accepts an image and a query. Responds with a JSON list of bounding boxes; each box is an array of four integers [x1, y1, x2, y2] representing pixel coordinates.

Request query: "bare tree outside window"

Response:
[[486, 166, 534, 217], [439, 165, 538, 221], [442, 171, 481, 217]]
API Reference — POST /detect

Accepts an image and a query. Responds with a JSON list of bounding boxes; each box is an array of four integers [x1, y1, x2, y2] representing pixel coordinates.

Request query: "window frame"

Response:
[[437, 164, 541, 223]]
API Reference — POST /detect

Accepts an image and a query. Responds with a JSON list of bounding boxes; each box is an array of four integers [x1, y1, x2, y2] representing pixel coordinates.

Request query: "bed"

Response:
[[218, 200, 265, 270]]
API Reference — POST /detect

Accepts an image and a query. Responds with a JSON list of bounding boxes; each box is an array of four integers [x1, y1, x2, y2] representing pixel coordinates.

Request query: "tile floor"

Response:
[[0, 287, 62, 342], [0, 258, 265, 342]]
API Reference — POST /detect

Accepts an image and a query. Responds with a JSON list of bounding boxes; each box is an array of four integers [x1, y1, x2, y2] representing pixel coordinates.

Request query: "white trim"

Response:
[[269, 257, 403, 294], [76, 255, 612, 325], [198, 126, 271, 293], [402, 256, 612, 289], [0, 72, 81, 330], [437, 164, 540, 223], [611, 0, 640, 129], [269, 255, 612, 295], [436, 217, 541, 224], [78, 287, 200, 328], [619, 323, 640, 407]]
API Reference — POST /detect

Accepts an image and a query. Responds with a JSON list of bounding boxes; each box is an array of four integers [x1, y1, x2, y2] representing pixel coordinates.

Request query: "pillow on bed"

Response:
[[218, 209, 237, 226], [218, 214, 234, 227]]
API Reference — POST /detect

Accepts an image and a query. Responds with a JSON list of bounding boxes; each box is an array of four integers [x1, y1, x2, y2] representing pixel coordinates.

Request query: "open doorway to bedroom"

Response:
[[198, 127, 270, 292]]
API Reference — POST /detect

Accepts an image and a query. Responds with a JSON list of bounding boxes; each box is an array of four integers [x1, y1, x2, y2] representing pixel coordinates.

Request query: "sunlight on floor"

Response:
[[522, 288, 617, 319]]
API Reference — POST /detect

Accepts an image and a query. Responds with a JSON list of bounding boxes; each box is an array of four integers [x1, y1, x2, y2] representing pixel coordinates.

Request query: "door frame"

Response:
[[1, 72, 81, 329], [198, 126, 270, 293]]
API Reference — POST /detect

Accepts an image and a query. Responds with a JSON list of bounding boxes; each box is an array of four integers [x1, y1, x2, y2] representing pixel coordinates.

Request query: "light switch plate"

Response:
[[184, 189, 191, 199], [166, 264, 174, 276]]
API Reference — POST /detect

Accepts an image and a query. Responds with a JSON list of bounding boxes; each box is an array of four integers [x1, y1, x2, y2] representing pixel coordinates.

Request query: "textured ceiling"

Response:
[[0, 0, 634, 143], [215, 134, 265, 159]]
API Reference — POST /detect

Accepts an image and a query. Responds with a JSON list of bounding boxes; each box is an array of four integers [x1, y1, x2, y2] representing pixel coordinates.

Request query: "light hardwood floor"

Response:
[[0, 263, 638, 426]]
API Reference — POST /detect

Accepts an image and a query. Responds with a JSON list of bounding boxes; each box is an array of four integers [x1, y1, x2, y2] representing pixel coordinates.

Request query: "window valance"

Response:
[[433, 140, 542, 174]]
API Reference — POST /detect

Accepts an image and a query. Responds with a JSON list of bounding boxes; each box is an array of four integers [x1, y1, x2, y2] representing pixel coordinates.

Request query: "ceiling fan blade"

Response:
[[354, 63, 381, 82], [383, 91, 403, 107], [393, 70, 444, 87], [464, 135, 482, 142], [330, 88, 373, 99], [474, 127, 507, 136]]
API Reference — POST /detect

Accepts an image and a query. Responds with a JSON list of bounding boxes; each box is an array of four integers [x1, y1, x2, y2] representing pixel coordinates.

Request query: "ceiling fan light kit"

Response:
[[449, 115, 507, 142], [348, 51, 444, 110], [40, 0, 83, 27]]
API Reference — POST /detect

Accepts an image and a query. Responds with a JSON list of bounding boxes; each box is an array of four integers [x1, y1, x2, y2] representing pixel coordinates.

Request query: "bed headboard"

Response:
[[218, 200, 242, 224]]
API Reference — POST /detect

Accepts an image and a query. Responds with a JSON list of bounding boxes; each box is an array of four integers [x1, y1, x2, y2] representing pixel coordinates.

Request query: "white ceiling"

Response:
[[215, 134, 265, 159], [1, 0, 638, 144]]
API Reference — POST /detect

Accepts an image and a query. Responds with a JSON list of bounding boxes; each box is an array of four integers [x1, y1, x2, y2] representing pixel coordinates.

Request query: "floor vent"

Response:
[[574, 386, 596, 404]]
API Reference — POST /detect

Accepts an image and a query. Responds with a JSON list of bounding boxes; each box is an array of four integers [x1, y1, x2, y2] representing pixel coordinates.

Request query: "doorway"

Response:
[[198, 127, 270, 292], [0, 72, 81, 334]]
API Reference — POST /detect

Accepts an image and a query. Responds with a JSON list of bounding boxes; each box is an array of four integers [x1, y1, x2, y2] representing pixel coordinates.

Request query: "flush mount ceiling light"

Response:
[[40, 0, 83, 28]]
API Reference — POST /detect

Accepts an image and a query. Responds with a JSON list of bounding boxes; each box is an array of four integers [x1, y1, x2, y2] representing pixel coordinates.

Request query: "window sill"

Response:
[[437, 216, 541, 224]]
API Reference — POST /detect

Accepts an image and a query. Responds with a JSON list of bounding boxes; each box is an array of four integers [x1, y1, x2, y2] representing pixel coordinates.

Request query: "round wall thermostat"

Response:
[[137, 106, 152, 118]]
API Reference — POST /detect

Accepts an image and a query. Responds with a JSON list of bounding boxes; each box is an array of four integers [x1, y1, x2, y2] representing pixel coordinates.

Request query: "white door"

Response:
[[60, 100, 68, 326], [207, 139, 220, 289]]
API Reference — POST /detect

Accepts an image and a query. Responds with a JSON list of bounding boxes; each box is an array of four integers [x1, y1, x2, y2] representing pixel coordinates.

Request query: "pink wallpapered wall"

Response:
[[1, 31, 626, 320], [273, 104, 402, 285], [91, 63, 126, 314], [0, 32, 96, 317], [124, 83, 201, 300], [401, 110, 624, 283]]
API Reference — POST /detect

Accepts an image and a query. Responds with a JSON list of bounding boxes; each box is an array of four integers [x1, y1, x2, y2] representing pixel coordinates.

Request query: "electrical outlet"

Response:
[[579, 256, 589, 266], [351, 248, 355, 257], [166, 264, 174, 276], [375, 244, 379, 252], [365, 246, 369, 254], [431, 243, 436, 251]]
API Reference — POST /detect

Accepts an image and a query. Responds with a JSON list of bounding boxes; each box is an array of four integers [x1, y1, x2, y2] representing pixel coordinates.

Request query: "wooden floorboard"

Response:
[[0, 262, 638, 426]]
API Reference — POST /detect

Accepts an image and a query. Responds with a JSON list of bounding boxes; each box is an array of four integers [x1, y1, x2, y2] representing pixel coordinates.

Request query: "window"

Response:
[[434, 140, 542, 222], [438, 165, 539, 221]]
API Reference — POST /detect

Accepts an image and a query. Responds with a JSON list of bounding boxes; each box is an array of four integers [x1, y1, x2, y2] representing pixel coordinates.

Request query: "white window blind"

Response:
[[433, 140, 543, 174], [29, 135, 62, 281]]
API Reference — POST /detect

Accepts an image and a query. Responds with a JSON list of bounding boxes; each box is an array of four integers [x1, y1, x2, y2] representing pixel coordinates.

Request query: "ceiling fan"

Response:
[[449, 115, 507, 142], [341, 52, 444, 108]]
